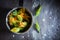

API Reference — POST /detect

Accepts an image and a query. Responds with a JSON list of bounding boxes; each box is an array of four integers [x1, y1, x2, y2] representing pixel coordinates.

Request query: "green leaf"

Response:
[[35, 21, 40, 33], [10, 15, 13, 18], [17, 15, 23, 21], [17, 10, 21, 15], [23, 22, 27, 27], [10, 27, 20, 33], [12, 10, 18, 16], [36, 6, 42, 16], [19, 27, 24, 30], [13, 22, 18, 27]]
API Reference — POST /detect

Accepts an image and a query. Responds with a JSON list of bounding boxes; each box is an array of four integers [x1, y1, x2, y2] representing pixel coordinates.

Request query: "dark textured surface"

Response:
[[0, 0, 60, 40], [0, 0, 23, 40]]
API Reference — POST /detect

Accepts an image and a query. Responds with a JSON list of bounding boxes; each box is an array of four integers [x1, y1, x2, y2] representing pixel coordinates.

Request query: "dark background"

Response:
[[0, 0, 23, 40], [0, 0, 60, 40]]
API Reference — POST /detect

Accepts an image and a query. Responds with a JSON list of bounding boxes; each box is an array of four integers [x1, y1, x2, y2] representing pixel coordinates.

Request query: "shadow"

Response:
[[19, 0, 23, 7], [0, 7, 12, 33], [0, 0, 24, 40], [0, 0, 23, 33], [33, 24, 39, 33], [50, 0, 60, 8]]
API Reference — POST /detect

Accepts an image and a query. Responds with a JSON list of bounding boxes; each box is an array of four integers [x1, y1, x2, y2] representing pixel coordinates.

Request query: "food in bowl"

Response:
[[6, 8, 32, 33]]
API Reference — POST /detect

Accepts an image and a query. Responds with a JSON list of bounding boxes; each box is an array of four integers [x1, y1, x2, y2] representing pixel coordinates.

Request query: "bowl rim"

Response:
[[6, 7, 34, 34]]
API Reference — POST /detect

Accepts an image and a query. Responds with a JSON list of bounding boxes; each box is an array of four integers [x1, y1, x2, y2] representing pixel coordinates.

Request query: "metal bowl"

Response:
[[6, 7, 33, 34]]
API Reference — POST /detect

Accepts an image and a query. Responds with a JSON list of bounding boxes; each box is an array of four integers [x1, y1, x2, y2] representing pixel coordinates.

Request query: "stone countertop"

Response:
[[0, 0, 60, 40]]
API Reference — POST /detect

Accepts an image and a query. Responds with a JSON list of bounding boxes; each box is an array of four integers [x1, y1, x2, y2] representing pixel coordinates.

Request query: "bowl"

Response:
[[6, 7, 33, 34]]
